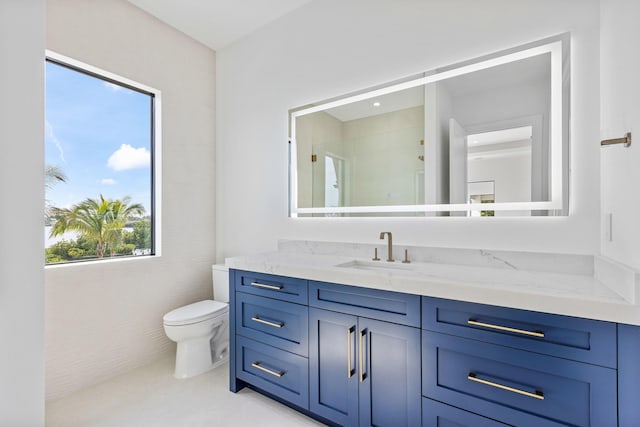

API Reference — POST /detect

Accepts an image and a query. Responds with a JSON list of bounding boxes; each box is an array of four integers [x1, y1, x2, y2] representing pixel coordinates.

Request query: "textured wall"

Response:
[[46, 0, 216, 400], [0, 0, 46, 424], [600, 0, 640, 270]]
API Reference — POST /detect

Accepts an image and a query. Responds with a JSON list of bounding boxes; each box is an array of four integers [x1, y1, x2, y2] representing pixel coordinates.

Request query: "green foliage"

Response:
[[46, 196, 149, 264], [45, 238, 97, 263], [49, 194, 145, 259], [123, 218, 151, 250], [113, 243, 136, 256]]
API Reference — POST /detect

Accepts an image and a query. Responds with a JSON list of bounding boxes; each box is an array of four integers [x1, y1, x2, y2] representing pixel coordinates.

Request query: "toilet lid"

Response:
[[163, 300, 228, 326]]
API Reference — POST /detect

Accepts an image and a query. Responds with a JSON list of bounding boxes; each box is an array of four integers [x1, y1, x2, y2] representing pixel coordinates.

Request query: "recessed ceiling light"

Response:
[[373, 102, 381, 107]]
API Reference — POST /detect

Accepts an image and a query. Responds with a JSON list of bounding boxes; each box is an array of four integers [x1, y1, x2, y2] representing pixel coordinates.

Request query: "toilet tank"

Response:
[[212, 264, 229, 303]]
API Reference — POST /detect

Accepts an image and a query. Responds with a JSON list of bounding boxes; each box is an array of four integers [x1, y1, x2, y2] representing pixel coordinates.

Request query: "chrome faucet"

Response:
[[379, 232, 394, 262]]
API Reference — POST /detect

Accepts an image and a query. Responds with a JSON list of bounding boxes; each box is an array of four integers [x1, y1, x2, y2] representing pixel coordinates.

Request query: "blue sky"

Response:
[[45, 61, 152, 213]]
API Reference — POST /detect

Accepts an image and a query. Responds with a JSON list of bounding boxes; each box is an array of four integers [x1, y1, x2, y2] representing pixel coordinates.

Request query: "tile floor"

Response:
[[45, 357, 324, 427]]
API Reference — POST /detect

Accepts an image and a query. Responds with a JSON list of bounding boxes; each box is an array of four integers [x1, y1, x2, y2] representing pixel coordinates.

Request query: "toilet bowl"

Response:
[[163, 265, 229, 379]]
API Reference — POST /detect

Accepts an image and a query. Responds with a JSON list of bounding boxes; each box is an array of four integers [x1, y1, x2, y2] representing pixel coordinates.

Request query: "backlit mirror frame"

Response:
[[289, 35, 568, 217]]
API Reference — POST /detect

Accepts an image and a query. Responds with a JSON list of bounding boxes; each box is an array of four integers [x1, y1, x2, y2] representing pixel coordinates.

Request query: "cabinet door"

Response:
[[235, 292, 308, 356], [423, 331, 616, 427], [309, 308, 359, 426], [235, 336, 309, 410], [359, 317, 421, 427], [422, 398, 512, 427], [618, 323, 640, 427]]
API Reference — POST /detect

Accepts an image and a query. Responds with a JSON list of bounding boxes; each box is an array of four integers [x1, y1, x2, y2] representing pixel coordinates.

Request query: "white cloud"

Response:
[[107, 144, 150, 171], [45, 120, 65, 162], [103, 81, 125, 92], [101, 178, 117, 185]]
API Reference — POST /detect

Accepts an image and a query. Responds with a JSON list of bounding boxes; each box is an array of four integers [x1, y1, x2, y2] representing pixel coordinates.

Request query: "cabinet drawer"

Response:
[[422, 331, 617, 427], [235, 336, 309, 410], [309, 281, 420, 327], [233, 269, 308, 304], [422, 398, 511, 427], [422, 297, 616, 368], [236, 292, 308, 356]]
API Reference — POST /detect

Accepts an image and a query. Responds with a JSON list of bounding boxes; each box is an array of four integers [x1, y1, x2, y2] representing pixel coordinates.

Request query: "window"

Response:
[[44, 53, 161, 265]]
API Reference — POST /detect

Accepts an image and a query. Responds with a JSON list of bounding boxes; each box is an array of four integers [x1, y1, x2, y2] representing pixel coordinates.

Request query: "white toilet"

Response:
[[163, 265, 229, 379]]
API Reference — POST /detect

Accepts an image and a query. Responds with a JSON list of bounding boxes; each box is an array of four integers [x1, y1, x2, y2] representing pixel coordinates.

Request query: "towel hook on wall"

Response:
[[601, 132, 631, 147]]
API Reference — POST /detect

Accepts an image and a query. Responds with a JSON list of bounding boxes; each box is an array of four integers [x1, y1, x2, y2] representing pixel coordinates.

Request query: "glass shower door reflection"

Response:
[[325, 154, 345, 208]]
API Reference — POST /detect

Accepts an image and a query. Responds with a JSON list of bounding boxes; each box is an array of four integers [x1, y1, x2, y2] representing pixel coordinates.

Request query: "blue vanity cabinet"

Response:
[[230, 269, 632, 426], [422, 330, 616, 426], [421, 296, 618, 427], [233, 269, 308, 304], [618, 323, 640, 426], [358, 316, 421, 427], [308, 308, 359, 426], [230, 269, 310, 410], [422, 296, 617, 367], [309, 282, 422, 427], [235, 292, 308, 356], [235, 335, 309, 409], [422, 398, 512, 427]]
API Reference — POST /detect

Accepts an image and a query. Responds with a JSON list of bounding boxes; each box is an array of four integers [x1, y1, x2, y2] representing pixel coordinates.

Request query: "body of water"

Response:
[[44, 226, 78, 248], [44, 226, 133, 248]]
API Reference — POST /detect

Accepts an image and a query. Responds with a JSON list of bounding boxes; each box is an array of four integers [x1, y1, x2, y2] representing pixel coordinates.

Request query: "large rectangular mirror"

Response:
[[289, 35, 569, 217]]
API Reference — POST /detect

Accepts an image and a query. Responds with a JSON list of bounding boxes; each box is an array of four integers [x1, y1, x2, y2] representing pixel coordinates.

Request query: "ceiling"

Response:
[[127, 0, 312, 51]]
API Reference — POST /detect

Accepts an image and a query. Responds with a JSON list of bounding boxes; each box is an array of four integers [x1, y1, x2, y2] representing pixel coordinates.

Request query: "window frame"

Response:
[[44, 50, 162, 265]]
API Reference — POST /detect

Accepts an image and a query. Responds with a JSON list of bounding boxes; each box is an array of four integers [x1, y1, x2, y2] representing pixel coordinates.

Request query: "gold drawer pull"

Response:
[[347, 326, 355, 378], [251, 362, 284, 377], [468, 373, 544, 400], [251, 316, 284, 328], [359, 329, 367, 383], [467, 319, 545, 338], [250, 281, 283, 291]]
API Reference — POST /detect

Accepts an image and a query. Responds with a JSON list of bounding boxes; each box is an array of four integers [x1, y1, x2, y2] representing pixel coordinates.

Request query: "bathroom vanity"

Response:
[[227, 241, 640, 426]]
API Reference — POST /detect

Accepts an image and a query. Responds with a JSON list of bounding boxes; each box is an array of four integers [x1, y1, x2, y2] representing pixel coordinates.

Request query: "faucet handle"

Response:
[[372, 248, 381, 261], [402, 249, 411, 264]]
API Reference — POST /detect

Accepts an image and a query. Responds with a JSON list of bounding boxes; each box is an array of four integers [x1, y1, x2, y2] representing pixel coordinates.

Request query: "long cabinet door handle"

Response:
[[359, 329, 367, 383], [251, 316, 284, 328], [467, 319, 545, 338], [347, 326, 355, 378], [250, 281, 283, 291], [251, 362, 285, 378], [468, 372, 544, 400]]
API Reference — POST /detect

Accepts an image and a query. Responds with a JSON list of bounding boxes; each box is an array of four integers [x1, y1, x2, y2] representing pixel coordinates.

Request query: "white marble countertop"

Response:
[[225, 240, 640, 325]]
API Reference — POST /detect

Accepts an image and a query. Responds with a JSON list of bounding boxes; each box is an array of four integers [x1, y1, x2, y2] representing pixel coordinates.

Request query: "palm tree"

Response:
[[45, 165, 67, 190], [45, 165, 67, 222], [49, 195, 145, 258], [104, 197, 145, 256]]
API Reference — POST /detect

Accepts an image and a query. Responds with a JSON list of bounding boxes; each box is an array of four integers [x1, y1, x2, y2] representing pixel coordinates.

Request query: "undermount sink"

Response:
[[335, 259, 417, 274]]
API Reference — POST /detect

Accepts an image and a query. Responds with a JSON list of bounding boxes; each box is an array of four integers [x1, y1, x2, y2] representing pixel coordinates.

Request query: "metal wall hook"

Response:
[[601, 132, 631, 147]]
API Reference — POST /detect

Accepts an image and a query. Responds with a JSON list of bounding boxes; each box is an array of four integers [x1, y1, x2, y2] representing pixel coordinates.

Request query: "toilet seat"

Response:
[[163, 300, 228, 326]]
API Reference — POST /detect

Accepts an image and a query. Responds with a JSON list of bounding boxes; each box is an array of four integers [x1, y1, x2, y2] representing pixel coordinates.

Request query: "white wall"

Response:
[[46, 0, 216, 400], [0, 1, 46, 424], [216, 0, 601, 259], [600, 0, 640, 270]]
